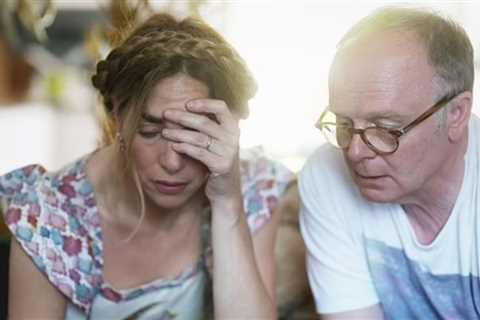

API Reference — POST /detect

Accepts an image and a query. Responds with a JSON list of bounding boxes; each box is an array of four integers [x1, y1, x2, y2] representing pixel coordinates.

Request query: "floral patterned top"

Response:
[[0, 147, 294, 319]]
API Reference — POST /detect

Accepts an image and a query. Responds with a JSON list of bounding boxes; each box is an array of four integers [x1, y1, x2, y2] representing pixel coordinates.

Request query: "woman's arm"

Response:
[[9, 239, 67, 319], [209, 196, 277, 319], [163, 98, 277, 318]]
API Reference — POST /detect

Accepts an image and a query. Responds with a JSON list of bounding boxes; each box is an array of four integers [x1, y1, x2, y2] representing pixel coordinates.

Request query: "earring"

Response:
[[116, 132, 126, 152]]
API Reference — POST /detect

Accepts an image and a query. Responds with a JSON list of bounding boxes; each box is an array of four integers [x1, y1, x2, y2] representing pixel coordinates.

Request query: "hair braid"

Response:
[[92, 14, 256, 120]]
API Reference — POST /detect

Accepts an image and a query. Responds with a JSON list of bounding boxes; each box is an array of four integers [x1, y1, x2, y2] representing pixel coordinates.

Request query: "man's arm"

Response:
[[320, 304, 384, 320], [9, 239, 67, 319]]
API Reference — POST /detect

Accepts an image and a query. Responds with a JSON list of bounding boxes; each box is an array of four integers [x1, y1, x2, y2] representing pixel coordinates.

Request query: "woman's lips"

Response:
[[153, 180, 188, 194]]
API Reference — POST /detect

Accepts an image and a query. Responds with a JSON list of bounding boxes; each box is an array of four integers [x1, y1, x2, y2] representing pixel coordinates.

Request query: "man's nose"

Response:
[[345, 132, 376, 162]]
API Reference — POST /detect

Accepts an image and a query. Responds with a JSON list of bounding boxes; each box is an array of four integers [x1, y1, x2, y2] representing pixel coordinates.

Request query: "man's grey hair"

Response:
[[336, 6, 474, 98]]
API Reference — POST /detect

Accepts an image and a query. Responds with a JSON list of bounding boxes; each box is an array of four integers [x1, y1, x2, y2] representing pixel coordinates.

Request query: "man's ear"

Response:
[[447, 91, 472, 142]]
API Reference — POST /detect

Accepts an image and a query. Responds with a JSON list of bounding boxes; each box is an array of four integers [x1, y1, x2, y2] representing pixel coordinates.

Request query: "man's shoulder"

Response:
[[300, 144, 351, 187], [299, 144, 367, 209], [298, 144, 391, 215], [306, 143, 344, 165]]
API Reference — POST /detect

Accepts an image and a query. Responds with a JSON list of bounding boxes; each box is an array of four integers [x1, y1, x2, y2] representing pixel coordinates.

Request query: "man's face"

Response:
[[329, 32, 451, 203]]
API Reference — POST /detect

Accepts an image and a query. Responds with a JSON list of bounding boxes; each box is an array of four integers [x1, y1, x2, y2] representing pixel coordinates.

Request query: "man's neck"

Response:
[[401, 139, 467, 245]]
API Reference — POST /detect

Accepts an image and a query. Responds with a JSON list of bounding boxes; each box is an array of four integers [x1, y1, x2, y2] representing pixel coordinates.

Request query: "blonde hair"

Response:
[[91, 13, 257, 239]]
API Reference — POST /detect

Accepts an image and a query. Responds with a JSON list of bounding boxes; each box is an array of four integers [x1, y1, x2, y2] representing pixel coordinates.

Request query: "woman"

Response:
[[1, 13, 293, 319]]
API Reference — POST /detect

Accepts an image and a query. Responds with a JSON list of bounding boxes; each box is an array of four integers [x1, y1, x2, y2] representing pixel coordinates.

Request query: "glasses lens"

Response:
[[320, 123, 343, 148], [364, 127, 398, 153], [318, 110, 353, 149]]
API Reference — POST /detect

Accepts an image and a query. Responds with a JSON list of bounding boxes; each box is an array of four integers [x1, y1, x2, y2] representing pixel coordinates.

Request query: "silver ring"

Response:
[[206, 135, 213, 151]]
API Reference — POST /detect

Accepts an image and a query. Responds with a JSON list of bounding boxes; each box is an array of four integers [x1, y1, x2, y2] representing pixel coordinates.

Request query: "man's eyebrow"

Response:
[[332, 109, 409, 125], [141, 113, 164, 124], [365, 111, 408, 123]]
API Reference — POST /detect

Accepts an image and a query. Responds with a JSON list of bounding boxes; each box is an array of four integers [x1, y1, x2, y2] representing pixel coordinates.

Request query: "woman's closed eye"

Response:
[[138, 130, 161, 139], [138, 125, 164, 139]]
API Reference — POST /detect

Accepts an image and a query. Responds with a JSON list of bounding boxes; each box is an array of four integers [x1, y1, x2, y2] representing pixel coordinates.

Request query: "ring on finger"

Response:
[[205, 135, 213, 151]]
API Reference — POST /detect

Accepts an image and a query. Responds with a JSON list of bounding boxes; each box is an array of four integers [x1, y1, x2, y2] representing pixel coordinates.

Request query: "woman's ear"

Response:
[[112, 98, 123, 132], [447, 91, 472, 142], [113, 111, 121, 131]]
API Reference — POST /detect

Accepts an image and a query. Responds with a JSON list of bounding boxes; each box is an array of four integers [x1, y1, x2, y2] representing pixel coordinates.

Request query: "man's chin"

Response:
[[357, 186, 398, 203], [351, 172, 394, 201]]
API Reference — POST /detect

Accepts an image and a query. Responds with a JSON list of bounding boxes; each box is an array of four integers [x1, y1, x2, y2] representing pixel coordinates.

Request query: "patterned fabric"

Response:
[[0, 147, 294, 316]]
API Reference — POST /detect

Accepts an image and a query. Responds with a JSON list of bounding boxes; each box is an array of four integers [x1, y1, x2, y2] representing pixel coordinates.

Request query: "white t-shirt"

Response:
[[299, 115, 480, 318]]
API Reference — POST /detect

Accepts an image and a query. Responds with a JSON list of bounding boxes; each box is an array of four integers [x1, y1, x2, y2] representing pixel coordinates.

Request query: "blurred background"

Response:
[[1, 0, 479, 174]]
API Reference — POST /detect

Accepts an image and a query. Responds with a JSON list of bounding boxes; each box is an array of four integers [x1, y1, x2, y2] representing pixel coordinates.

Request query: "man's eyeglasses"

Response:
[[315, 92, 459, 155]]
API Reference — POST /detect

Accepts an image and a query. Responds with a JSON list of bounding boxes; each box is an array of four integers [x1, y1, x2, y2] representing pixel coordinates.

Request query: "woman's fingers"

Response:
[[161, 98, 241, 179], [186, 99, 238, 130], [162, 99, 238, 137], [171, 142, 235, 176], [162, 109, 219, 139], [162, 128, 227, 155]]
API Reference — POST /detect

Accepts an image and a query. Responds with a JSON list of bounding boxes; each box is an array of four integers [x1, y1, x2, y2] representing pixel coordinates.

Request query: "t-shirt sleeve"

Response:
[[240, 147, 295, 234], [0, 164, 97, 313], [298, 146, 379, 314]]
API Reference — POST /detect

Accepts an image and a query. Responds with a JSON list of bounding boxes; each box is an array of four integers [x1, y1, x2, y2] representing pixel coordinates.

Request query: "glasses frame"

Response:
[[316, 92, 459, 155]]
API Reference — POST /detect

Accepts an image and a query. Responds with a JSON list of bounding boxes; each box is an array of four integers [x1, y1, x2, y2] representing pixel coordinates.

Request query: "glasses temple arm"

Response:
[[401, 93, 457, 134]]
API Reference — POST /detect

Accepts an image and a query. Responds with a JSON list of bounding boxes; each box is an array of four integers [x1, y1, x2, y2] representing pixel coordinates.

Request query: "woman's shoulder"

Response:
[[0, 164, 47, 198], [239, 146, 296, 233], [0, 155, 102, 313], [0, 155, 95, 219]]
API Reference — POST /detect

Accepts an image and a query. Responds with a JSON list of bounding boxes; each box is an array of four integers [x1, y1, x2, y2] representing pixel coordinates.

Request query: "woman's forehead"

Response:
[[141, 77, 207, 119], [147, 74, 209, 105]]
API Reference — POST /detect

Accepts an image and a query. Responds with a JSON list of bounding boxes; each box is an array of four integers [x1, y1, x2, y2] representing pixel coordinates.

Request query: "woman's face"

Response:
[[129, 73, 210, 212]]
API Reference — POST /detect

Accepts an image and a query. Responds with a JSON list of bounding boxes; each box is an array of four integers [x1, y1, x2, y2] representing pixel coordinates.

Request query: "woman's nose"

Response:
[[159, 142, 185, 174]]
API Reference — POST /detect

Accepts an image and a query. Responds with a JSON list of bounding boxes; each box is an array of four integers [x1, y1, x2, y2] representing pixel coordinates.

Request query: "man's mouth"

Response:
[[354, 171, 386, 180]]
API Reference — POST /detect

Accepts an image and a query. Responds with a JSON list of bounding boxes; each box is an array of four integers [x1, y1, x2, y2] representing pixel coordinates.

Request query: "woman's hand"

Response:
[[161, 98, 242, 207], [163, 99, 276, 319]]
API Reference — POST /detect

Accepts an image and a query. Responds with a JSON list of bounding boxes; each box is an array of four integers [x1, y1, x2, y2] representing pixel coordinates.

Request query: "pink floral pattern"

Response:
[[0, 147, 294, 315]]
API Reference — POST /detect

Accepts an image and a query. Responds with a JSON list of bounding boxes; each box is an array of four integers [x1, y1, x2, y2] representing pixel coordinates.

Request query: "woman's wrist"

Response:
[[209, 195, 245, 228]]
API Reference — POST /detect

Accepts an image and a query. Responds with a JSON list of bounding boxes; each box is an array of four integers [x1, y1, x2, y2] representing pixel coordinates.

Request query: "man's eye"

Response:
[[138, 131, 161, 139], [375, 122, 399, 130]]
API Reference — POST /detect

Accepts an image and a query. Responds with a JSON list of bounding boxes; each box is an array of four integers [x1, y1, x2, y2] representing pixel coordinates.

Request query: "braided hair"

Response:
[[92, 13, 257, 148]]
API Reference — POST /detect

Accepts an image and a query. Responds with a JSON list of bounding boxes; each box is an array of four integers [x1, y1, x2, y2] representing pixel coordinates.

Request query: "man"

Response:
[[299, 6, 479, 319]]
